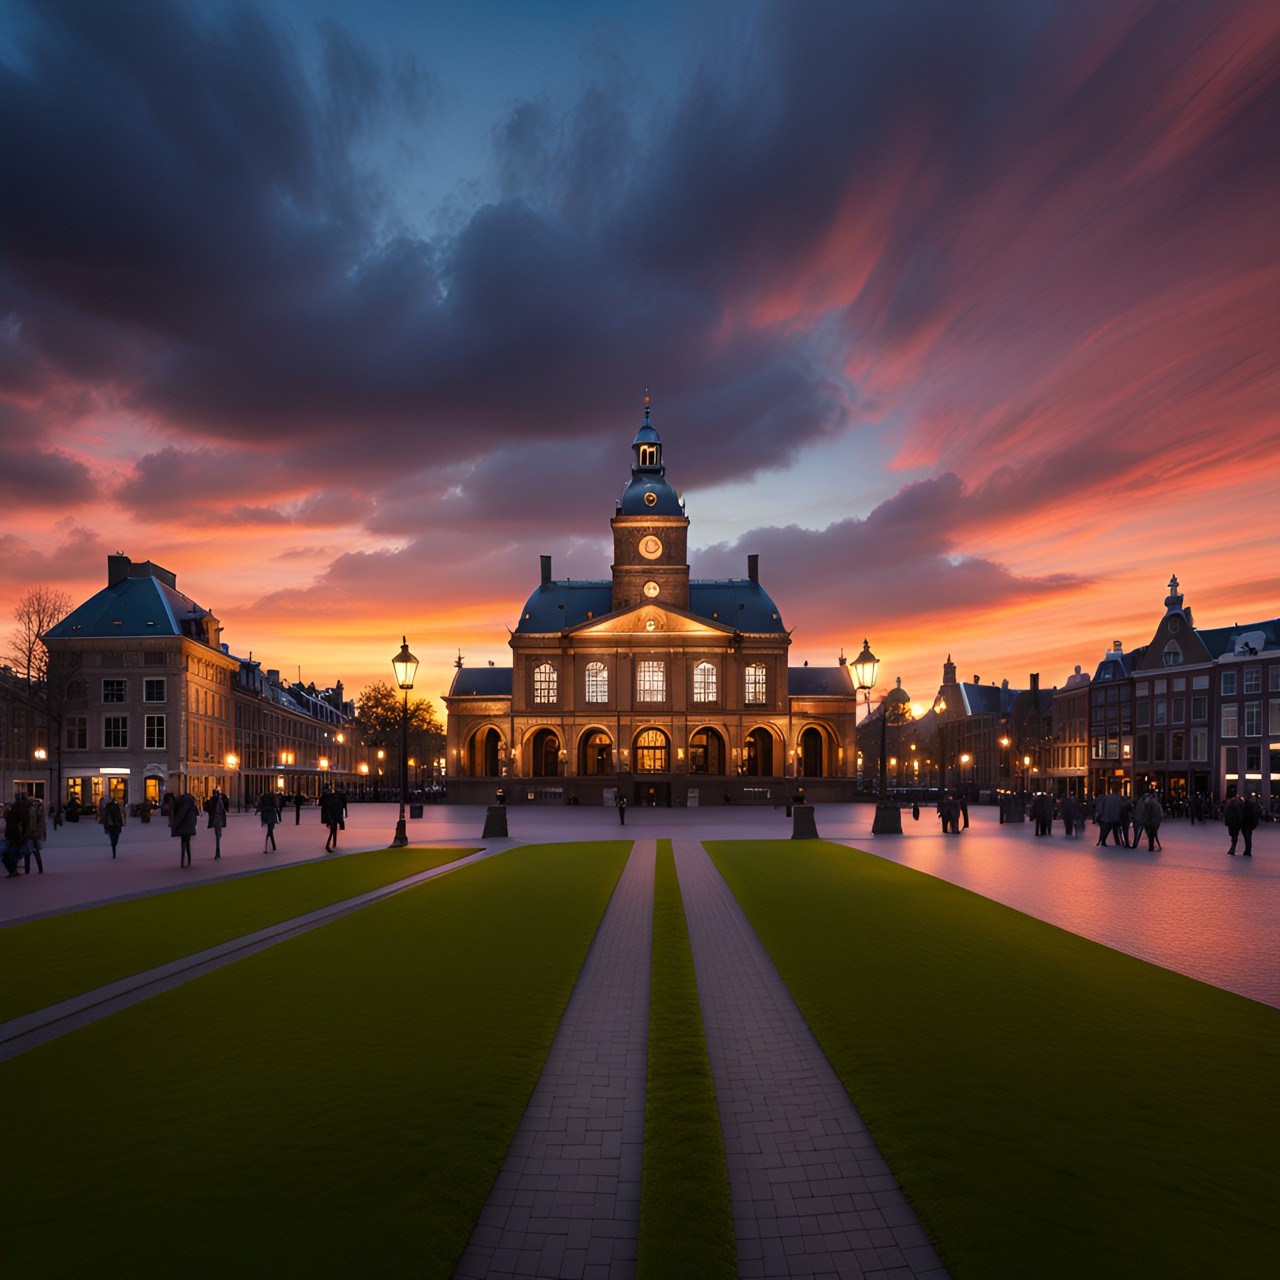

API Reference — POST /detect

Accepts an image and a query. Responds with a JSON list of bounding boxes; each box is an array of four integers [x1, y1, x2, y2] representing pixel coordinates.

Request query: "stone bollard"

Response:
[[790, 803, 819, 840], [482, 805, 509, 839]]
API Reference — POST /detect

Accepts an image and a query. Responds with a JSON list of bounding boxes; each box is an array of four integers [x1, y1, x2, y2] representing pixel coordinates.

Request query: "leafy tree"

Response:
[[355, 681, 442, 750], [6, 586, 72, 685]]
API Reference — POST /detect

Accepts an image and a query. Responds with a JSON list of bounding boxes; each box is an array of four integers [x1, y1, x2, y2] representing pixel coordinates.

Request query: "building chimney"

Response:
[[108, 553, 131, 586], [1030, 673, 1040, 696], [540, 554, 552, 588], [1113, 640, 1122, 652], [747, 554, 759, 583]]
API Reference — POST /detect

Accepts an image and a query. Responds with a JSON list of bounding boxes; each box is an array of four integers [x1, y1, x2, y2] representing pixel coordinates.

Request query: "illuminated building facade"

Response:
[[445, 407, 859, 804]]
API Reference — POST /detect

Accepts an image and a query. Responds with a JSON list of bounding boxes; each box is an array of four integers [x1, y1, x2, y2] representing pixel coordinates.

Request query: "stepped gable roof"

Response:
[[44, 573, 208, 641], [514, 578, 786, 634], [789, 666, 854, 697], [448, 666, 514, 698]]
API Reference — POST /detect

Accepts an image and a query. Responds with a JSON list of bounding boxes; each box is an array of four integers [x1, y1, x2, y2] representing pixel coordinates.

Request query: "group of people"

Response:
[[2, 793, 47, 876], [84, 783, 351, 867], [1093, 789, 1163, 849]]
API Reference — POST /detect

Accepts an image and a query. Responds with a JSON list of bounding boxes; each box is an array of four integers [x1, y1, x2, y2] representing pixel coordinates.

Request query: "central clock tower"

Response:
[[611, 400, 690, 612]]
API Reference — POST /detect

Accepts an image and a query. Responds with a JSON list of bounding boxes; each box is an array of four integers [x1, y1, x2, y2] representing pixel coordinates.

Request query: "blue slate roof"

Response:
[[44, 574, 208, 640], [1197, 619, 1279, 658], [448, 667, 514, 698], [514, 579, 787, 634], [788, 666, 854, 697]]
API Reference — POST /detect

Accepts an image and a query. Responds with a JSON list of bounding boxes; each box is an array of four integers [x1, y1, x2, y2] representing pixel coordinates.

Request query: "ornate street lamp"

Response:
[[391, 637, 419, 848]]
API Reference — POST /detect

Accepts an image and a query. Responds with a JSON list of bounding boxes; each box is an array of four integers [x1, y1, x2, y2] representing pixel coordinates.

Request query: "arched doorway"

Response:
[[467, 727, 502, 776], [634, 728, 669, 773], [689, 727, 725, 775], [800, 727, 825, 777], [530, 729, 562, 777], [745, 727, 775, 776], [579, 729, 613, 775]]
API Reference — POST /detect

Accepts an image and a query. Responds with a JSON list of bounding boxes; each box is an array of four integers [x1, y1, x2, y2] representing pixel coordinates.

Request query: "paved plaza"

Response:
[[1, 799, 1274, 1277]]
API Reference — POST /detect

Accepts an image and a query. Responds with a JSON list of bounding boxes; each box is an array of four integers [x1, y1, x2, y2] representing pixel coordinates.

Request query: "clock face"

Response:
[[643, 580, 660, 598], [639, 535, 663, 560]]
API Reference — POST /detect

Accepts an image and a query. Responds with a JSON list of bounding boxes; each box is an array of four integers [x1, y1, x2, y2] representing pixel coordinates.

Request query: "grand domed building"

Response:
[[443, 404, 859, 805]]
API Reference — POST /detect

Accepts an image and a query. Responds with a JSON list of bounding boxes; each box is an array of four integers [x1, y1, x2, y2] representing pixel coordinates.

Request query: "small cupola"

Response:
[[618, 394, 684, 516]]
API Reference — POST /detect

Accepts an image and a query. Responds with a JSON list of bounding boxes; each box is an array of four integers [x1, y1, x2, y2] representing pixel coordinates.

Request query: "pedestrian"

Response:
[[1060, 794, 1079, 838], [1032, 792, 1052, 837], [1224, 787, 1243, 856], [617, 794, 627, 825], [320, 785, 342, 851], [294, 791, 303, 825], [1240, 791, 1261, 857], [4, 794, 32, 876], [204, 787, 228, 859], [1134, 789, 1164, 851], [1118, 795, 1134, 848], [1096, 790, 1125, 846], [24, 798, 46, 874], [102, 795, 125, 858], [169, 789, 199, 868], [256, 790, 280, 853]]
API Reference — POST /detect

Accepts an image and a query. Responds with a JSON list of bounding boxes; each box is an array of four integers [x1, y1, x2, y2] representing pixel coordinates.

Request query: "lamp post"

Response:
[[225, 753, 239, 812], [391, 637, 419, 848], [852, 639, 903, 835]]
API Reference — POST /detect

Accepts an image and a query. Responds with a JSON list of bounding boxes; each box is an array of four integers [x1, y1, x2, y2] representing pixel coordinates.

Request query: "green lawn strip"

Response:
[[1, 841, 631, 1278], [638, 839, 736, 1279], [0, 846, 480, 1024], [706, 840, 1280, 1279]]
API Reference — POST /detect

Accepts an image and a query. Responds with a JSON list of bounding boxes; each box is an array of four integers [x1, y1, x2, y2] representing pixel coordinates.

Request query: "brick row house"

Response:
[[1090, 577, 1279, 807]]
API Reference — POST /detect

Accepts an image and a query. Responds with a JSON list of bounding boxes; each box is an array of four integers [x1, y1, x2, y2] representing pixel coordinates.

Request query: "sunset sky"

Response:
[[2, 0, 1277, 713]]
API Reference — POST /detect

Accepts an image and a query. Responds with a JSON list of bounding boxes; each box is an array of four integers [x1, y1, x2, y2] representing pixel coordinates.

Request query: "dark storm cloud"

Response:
[[697, 473, 1088, 628], [0, 439, 97, 508], [1, 0, 1274, 531]]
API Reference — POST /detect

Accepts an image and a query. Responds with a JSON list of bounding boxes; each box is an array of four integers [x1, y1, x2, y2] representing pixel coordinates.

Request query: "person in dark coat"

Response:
[[257, 790, 280, 853], [25, 799, 46, 873], [1060, 794, 1079, 838], [320, 786, 342, 852], [617, 794, 627, 825], [1224, 788, 1243, 855], [1240, 791, 1261, 857], [204, 788, 228, 859], [102, 796, 125, 858], [169, 790, 199, 867], [4, 794, 32, 876]]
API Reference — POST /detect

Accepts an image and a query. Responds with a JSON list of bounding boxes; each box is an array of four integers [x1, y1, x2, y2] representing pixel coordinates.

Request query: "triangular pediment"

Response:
[[567, 603, 736, 638]]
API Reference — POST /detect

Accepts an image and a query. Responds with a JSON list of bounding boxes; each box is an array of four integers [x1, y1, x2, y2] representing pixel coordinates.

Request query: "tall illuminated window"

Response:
[[533, 662, 557, 704], [745, 662, 767, 705], [637, 661, 666, 702], [693, 661, 717, 703], [584, 661, 608, 703]]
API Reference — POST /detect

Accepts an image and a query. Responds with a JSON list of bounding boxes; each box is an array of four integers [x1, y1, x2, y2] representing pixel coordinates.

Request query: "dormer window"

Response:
[[639, 444, 658, 467], [1162, 642, 1182, 666]]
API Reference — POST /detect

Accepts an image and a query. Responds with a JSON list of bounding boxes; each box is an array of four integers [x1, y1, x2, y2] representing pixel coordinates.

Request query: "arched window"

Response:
[[530, 728, 561, 777], [580, 730, 613, 775], [637, 660, 666, 702], [639, 444, 658, 466], [689, 727, 725, 775], [745, 662, 767, 705], [1162, 642, 1183, 666], [584, 661, 608, 703], [693, 661, 717, 703], [533, 662, 557, 703], [635, 728, 669, 773]]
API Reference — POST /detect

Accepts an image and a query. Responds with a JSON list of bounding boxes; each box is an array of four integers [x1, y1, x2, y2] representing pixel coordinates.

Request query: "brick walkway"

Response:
[[453, 841, 655, 1280], [674, 841, 948, 1279]]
